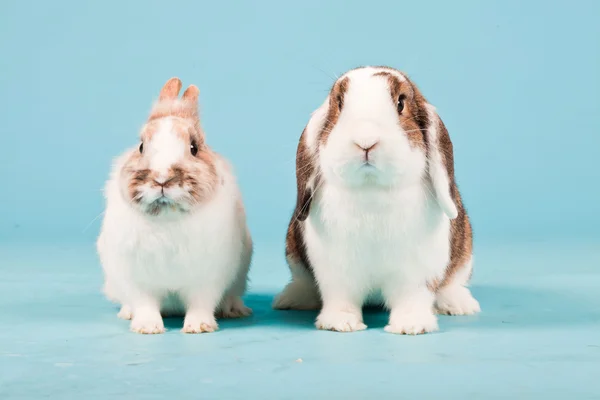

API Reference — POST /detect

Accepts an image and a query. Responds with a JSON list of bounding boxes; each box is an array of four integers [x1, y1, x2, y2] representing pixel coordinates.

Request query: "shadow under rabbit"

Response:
[[244, 284, 600, 332], [116, 283, 600, 333]]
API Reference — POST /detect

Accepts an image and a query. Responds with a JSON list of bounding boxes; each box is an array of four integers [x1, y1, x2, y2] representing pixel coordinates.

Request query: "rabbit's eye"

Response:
[[190, 140, 198, 156], [337, 95, 343, 111], [397, 95, 406, 114], [139, 142, 144, 154]]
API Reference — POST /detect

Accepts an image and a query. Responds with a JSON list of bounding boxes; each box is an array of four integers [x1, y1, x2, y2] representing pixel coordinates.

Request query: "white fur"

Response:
[[147, 119, 185, 175], [435, 257, 480, 315], [424, 104, 459, 219], [306, 183, 449, 334], [272, 260, 321, 310], [97, 125, 252, 334], [277, 67, 478, 334]]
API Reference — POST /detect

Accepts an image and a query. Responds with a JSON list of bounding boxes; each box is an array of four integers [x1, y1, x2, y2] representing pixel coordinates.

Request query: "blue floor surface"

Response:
[[1, 240, 599, 399]]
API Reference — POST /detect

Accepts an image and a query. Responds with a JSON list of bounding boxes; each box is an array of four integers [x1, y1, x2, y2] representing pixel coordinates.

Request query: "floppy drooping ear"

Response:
[[424, 104, 459, 220], [293, 129, 315, 221], [292, 97, 330, 221]]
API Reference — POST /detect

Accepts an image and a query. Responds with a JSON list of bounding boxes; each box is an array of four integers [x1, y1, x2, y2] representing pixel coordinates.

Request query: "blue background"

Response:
[[1, 1, 599, 399], [2, 0, 599, 243]]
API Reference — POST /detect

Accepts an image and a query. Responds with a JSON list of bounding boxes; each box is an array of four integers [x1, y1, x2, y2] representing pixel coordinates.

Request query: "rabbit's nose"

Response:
[[355, 142, 379, 152], [153, 176, 175, 187], [354, 141, 379, 161]]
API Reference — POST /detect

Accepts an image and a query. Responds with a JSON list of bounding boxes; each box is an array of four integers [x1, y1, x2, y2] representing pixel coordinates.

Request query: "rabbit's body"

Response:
[[274, 66, 479, 334], [306, 181, 450, 301], [97, 78, 252, 334], [99, 153, 251, 322]]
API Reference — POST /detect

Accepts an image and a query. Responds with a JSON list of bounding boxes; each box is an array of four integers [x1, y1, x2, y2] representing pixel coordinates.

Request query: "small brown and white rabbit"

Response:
[[273, 66, 480, 334], [97, 78, 252, 334]]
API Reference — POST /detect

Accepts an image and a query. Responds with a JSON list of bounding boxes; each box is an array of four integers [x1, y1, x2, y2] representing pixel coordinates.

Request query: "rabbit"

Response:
[[273, 66, 480, 334], [97, 77, 253, 334]]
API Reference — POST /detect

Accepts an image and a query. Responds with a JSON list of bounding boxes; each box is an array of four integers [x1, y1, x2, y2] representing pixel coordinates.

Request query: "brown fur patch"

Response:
[[318, 77, 349, 145], [292, 129, 315, 222], [373, 71, 428, 150], [128, 167, 150, 202]]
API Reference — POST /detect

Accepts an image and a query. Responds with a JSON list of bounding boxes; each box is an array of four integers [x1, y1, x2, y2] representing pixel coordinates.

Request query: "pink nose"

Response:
[[355, 142, 379, 161]]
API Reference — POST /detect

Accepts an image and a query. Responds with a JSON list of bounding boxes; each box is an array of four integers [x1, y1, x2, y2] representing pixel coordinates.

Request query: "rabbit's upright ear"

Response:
[[182, 85, 200, 103], [149, 79, 202, 126], [158, 77, 182, 101], [424, 104, 459, 220]]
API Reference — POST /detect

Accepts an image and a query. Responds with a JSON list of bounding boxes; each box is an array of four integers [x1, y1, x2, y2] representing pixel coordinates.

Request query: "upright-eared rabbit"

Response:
[[97, 78, 252, 334]]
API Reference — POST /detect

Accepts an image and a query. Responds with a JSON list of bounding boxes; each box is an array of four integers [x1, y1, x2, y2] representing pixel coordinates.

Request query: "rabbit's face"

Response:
[[120, 116, 218, 216], [317, 67, 429, 189]]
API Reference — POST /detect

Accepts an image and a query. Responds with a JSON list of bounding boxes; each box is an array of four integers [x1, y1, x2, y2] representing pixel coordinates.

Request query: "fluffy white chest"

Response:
[[304, 184, 450, 290], [99, 182, 241, 293], [133, 213, 237, 289]]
